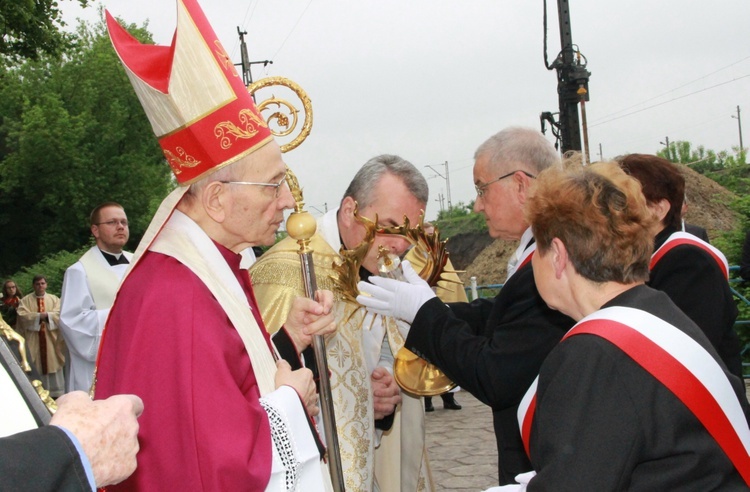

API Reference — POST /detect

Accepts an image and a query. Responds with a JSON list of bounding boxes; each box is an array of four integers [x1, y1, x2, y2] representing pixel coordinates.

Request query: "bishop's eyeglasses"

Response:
[[220, 176, 288, 197]]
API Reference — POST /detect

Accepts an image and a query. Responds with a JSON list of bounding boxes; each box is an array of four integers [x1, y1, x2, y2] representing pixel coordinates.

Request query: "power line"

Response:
[[590, 55, 750, 124], [590, 74, 750, 128], [270, 0, 314, 61], [230, 0, 260, 59]]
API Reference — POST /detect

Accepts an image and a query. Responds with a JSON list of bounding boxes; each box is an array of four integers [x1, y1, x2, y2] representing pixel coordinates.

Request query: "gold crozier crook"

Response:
[[247, 76, 313, 153], [253, 77, 345, 490]]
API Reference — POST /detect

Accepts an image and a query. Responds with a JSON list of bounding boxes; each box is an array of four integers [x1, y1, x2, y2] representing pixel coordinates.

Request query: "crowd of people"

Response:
[[2, 0, 749, 490]]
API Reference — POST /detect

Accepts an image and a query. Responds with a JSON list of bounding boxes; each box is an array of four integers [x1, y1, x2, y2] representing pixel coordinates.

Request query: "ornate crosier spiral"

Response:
[[248, 76, 313, 153]]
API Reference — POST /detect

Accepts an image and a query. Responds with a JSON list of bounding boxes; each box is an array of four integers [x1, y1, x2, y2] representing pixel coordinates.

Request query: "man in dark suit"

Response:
[[357, 127, 575, 485], [0, 342, 143, 492]]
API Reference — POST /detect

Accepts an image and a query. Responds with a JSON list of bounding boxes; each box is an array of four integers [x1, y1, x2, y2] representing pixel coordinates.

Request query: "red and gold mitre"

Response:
[[106, 0, 273, 184]]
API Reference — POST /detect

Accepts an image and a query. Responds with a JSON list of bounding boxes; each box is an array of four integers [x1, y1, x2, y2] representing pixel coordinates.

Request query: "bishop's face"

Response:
[[220, 141, 296, 251]]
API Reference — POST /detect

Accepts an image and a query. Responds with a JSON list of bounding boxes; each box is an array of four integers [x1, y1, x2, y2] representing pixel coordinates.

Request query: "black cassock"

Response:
[[405, 240, 574, 485], [528, 285, 749, 491]]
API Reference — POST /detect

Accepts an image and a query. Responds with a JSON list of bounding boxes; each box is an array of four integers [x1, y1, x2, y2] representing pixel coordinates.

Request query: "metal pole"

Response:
[[578, 85, 590, 164], [556, 0, 584, 153], [444, 161, 452, 209], [426, 163, 451, 209], [734, 105, 744, 153], [661, 137, 670, 160], [470, 276, 478, 301], [285, 171, 345, 492]]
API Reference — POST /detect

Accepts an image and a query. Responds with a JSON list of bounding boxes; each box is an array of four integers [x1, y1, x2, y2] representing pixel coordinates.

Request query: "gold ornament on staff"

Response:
[[1, 323, 57, 414], [334, 210, 462, 397], [254, 77, 345, 489], [1, 323, 32, 372], [284, 167, 346, 492], [247, 76, 313, 153]]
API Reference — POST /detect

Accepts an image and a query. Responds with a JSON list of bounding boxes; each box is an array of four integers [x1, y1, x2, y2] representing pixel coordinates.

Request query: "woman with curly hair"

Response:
[[502, 160, 750, 490]]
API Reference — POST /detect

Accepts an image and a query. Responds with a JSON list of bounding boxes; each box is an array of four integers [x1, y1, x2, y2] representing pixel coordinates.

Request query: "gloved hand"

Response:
[[356, 260, 436, 323]]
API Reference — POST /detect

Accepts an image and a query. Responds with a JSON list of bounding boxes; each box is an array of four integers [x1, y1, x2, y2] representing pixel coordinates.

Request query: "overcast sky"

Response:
[[62, 0, 750, 221]]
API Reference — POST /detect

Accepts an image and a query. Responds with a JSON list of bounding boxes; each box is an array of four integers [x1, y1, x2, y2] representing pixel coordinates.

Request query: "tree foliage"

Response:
[[0, 18, 173, 276], [433, 201, 487, 237], [0, 0, 89, 65]]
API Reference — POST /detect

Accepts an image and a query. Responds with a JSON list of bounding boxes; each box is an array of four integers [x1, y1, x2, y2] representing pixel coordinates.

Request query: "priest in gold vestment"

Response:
[[251, 155, 434, 492], [16, 275, 65, 397]]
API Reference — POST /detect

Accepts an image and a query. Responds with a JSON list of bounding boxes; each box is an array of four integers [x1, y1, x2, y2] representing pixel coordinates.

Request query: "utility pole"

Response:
[[660, 136, 671, 160], [732, 105, 744, 153], [540, 0, 591, 154], [598, 143, 603, 161], [425, 161, 452, 209], [435, 193, 445, 213], [236, 28, 273, 91]]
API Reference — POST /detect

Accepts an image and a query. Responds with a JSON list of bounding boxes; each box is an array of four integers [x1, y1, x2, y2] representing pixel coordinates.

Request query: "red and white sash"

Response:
[[518, 306, 750, 484], [651, 231, 729, 279]]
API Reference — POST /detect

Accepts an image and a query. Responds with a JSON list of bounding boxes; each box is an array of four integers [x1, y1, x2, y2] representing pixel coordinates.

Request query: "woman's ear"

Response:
[[550, 237, 569, 279], [651, 198, 671, 223]]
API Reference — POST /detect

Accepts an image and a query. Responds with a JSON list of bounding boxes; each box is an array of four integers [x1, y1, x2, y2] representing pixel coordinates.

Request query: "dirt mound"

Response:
[[445, 164, 739, 287], [444, 232, 495, 271], [681, 164, 738, 236]]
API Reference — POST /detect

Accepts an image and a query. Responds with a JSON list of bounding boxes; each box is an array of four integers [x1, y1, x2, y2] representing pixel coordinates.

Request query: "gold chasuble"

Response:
[[251, 218, 433, 492]]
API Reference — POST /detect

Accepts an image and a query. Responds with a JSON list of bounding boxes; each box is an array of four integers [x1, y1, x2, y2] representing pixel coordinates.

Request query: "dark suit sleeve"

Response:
[[406, 265, 573, 410], [445, 297, 496, 334], [0, 426, 91, 492]]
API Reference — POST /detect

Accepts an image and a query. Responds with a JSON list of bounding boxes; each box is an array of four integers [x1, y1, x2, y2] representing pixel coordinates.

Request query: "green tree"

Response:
[[0, 0, 89, 65], [434, 201, 487, 237], [0, 18, 173, 275]]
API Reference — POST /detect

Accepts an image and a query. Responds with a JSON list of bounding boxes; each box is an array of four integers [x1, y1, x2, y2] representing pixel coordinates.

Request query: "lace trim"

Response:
[[260, 398, 301, 491]]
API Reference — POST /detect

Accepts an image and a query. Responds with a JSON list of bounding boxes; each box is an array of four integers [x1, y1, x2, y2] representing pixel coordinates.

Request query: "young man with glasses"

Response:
[[59, 202, 133, 392], [357, 127, 576, 486]]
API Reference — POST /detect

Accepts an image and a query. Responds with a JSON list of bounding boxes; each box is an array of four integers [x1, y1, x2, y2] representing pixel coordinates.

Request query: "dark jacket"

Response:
[[406, 248, 574, 484], [0, 424, 90, 491], [650, 227, 742, 380]]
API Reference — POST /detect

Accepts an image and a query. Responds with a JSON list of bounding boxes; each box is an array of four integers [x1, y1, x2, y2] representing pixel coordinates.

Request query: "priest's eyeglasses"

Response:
[[475, 170, 536, 198], [220, 176, 287, 197], [96, 219, 129, 227]]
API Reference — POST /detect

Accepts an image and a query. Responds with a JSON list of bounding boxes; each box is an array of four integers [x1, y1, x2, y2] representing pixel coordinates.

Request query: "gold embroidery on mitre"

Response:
[[213, 40, 235, 75], [214, 109, 269, 150], [163, 147, 202, 174]]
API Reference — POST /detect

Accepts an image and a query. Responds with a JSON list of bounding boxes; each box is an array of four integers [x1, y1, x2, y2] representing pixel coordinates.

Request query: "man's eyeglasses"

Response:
[[475, 170, 535, 198], [96, 219, 129, 227], [220, 176, 287, 198]]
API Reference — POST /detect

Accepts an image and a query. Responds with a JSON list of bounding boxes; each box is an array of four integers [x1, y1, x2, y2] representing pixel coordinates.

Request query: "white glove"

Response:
[[356, 260, 436, 323]]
